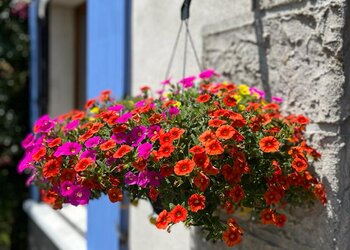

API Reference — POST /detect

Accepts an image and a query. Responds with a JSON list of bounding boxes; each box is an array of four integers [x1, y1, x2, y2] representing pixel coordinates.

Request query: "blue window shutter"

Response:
[[86, 1, 130, 250]]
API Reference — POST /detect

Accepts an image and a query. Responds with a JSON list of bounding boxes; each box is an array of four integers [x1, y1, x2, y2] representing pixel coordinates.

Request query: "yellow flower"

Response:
[[238, 104, 245, 111], [89, 117, 96, 121], [233, 94, 242, 103], [238, 84, 250, 96], [174, 101, 181, 107], [163, 92, 171, 98], [217, 91, 222, 97], [222, 81, 228, 86], [90, 107, 99, 114]]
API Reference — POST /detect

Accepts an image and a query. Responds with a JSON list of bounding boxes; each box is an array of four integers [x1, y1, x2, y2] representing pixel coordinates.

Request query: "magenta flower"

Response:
[[137, 143, 153, 159], [107, 104, 124, 112], [112, 133, 127, 144], [129, 126, 147, 146], [250, 87, 265, 98], [137, 171, 150, 188], [69, 186, 90, 206], [179, 76, 196, 88], [81, 150, 97, 161], [54, 142, 82, 157], [147, 125, 160, 139], [168, 106, 179, 117], [85, 136, 100, 148], [34, 115, 56, 133], [18, 154, 33, 173], [272, 96, 283, 103], [124, 171, 137, 185], [135, 100, 146, 108], [199, 69, 218, 79], [21, 134, 34, 149], [116, 112, 132, 123], [148, 171, 162, 187], [60, 181, 75, 197], [161, 78, 171, 85], [65, 120, 79, 131]]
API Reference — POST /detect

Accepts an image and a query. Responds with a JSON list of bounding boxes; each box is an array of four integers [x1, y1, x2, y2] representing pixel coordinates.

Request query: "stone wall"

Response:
[[191, 0, 350, 249]]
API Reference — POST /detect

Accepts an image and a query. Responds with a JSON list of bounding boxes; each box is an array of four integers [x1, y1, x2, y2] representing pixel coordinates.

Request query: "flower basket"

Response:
[[19, 70, 326, 247]]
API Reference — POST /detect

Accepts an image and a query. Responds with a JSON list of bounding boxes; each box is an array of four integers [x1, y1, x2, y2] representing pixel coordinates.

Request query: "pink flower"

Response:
[[179, 76, 196, 88], [137, 143, 153, 159], [199, 69, 219, 79], [65, 120, 79, 131], [85, 136, 100, 148], [272, 96, 283, 103], [69, 186, 90, 206], [54, 142, 82, 157], [107, 104, 124, 112], [161, 78, 171, 85], [116, 112, 132, 123]]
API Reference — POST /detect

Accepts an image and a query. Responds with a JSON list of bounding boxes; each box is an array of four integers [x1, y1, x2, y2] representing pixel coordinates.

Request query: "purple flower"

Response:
[[124, 171, 138, 185], [137, 171, 150, 188], [85, 136, 100, 148], [137, 143, 153, 159], [147, 125, 160, 139], [272, 96, 283, 103], [81, 150, 97, 161], [129, 126, 147, 146], [112, 132, 127, 144], [54, 142, 82, 157], [34, 115, 56, 133], [65, 120, 79, 131], [60, 181, 75, 197], [107, 104, 124, 112], [179, 76, 196, 88], [69, 186, 90, 206], [168, 106, 179, 117], [116, 112, 132, 123], [199, 69, 218, 79], [21, 134, 34, 149], [148, 171, 162, 187]]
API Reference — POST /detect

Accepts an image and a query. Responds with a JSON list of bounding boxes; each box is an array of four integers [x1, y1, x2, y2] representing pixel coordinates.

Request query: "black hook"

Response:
[[181, 0, 192, 21]]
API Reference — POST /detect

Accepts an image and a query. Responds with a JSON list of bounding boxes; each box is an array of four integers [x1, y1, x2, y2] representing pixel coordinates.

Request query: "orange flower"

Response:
[[48, 138, 61, 148], [174, 159, 195, 176], [32, 147, 46, 161], [193, 152, 210, 168], [216, 125, 235, 140], [260, 208, 275, 224], [169, 205, 187, 223], [85, 99, 95, 109], [188, 194, 206, 212], [292, 157, 308, 172], [158, 143, 175, 158], [78, 130, 94, 143], [295, 115, 309, 125], [107, 187, 123, 203], [132, 158, 147, 171], [168, 127, 185, 140], [222, 95, 236, 107], [100, 139, 116, 151], [205, 140, 224, 155], [90, 122, 104, 133], [259, 136, 280, 153], [193, 172, 210, 191], [222, 226, 242, 247], [43, 159, 60, 178], [196, 94, 211, 103], [189, 145, 205, 154], [199, 130, 216, 145], [229, 185, 244, 203], [155, 210, 171, 229], [74, 158, 94, 172], [208, 119, 227, 127], [159, 132, 174, 145], [148, 113, 163, 124], [113, 145, 132, 158]]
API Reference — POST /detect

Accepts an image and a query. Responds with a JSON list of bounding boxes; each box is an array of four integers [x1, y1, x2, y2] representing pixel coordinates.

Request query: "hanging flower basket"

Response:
[[19, 70, 326, 247]]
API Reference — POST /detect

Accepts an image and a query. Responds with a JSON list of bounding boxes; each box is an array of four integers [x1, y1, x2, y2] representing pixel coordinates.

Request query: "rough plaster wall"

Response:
[[191, 0, 350, 249], [130, 1, 251, 250]]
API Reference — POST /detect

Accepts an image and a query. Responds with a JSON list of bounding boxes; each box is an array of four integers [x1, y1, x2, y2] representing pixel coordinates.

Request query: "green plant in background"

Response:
[[0, 0, 29, 249]]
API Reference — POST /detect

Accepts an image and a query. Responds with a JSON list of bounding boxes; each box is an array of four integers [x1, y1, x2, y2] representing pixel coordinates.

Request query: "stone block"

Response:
[[259, 0, 304, 10]]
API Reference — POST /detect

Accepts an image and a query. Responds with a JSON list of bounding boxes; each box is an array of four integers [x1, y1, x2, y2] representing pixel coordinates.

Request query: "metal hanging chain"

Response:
[[164, 0, 202, 81]]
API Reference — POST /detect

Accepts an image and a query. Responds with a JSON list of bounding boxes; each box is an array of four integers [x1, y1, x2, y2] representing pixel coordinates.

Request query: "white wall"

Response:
[[130, 1, 251, 250]]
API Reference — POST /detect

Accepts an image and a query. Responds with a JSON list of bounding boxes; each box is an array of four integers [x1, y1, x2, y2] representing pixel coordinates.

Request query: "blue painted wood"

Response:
[[28, 0, 40, 201], [86, 1, 129, 250]]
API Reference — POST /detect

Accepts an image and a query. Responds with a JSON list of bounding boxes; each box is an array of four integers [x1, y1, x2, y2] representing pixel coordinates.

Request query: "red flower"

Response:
[[75, 158, 94, 172], [155, 210, 171, 229], [229, 185, 244, 203], [43, 159, 60, 178], [100, 139, 116, 151], [149, 187, 159, 202], [107, 187, 123, 203], [113, 145, 132, 158], [295, 115, 309, 125], [196, 94, 211, 103], [170, 205, 187, 223], [223, 95, 236, 107], [222, 226, 242, 247], [158, 143, 175, 158], [216, 125, 235, 140], [199, 130, 216, 145], [48, 138, 61, 148], [160, 164, 173, 177], [78, 130, 94, 143], [292, 156, 308, 172], [264, 188, 282, 205], [260, 208, 275, 224], [132, 158, 147, 171], [205, 140, 224, 155], [61, 169, 76, 182], [273, 213, 287, 227], [193, 152, 210, 168], [208, 119, 227, 127], [193, 172, 210, 191], [168, 127, 185, 140], [174, 159, 195, 176], [189, 145, 205, 154], [188, 194, 206, 212], [159, 132, 174, 145], [259, 136, 280, 153], [32, 147, 46, 161]]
